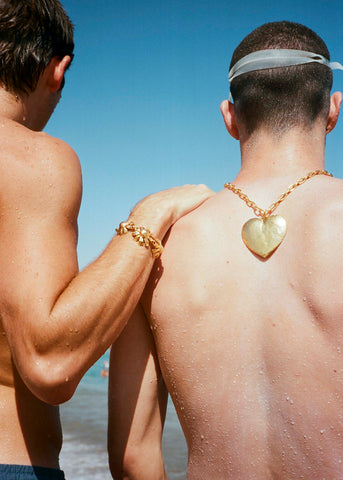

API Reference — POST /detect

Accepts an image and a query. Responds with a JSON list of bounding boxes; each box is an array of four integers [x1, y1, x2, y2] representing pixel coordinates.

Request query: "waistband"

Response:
[[0, 464, 65, 480]]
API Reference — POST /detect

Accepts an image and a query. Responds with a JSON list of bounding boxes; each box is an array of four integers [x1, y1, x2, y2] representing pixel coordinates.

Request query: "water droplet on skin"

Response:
[[200, 435, 204, 440], [65, 377, 69, 382], [320, 429, 325, 434]]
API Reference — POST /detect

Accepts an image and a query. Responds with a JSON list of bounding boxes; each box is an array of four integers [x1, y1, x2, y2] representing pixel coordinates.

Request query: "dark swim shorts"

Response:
[[0, 464, 65, 479]]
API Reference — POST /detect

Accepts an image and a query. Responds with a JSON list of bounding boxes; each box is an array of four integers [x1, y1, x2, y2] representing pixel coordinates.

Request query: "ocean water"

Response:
[[59, 353, 187, 479]]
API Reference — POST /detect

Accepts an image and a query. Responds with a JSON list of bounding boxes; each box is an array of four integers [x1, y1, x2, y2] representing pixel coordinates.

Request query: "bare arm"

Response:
[[0, 135, 213, 404], [108, 304, 168, 480]]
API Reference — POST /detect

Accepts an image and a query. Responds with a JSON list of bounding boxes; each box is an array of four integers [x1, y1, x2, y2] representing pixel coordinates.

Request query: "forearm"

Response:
[[108, 305, 169, 480], [50, 232, 155, 380], [4, 185, 212, 403], [16, 215, 164, 402]]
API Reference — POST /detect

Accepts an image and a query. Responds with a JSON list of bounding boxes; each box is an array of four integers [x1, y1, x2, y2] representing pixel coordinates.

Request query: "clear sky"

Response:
[[46, 0, 343, 268]]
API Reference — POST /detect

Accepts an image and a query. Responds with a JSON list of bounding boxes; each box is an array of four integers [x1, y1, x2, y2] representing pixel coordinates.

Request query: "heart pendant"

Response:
[[241, 215, 287, 258]]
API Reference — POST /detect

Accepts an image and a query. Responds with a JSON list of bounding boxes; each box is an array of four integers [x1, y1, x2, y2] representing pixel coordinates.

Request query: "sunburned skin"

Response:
[[142, 177, 343, 479]]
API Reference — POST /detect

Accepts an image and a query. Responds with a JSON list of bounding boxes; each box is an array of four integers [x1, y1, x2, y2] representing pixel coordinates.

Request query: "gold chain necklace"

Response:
[[224, 170, 332, 258]]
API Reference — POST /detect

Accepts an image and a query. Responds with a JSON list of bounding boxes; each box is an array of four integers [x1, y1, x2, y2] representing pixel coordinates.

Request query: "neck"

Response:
[[235, 125, 326, 183], [0, 85, 56, 131], [0, 89, 29, 126]]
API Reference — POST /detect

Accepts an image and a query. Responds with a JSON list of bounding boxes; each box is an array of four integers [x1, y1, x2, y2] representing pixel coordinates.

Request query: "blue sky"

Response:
[[46, 0, 343, 268]]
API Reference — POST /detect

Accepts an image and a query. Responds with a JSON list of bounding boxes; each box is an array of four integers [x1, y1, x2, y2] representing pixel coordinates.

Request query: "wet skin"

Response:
[[109, 174, 343, 479], [0, 322, 62, 467], [144, 183, 343, 479]]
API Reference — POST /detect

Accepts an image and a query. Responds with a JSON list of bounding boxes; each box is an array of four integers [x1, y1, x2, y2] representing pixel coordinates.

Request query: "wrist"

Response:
[[128, 194, 175, 239], [116, 221, 164, 259]]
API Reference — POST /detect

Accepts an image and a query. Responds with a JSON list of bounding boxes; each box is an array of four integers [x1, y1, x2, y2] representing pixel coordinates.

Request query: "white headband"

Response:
[[229, 49, 343, 83]]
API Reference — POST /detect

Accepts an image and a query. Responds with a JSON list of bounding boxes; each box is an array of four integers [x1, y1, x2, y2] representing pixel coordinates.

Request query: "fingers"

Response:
[[169, 184, 214, 221], [128, 184, 215, 239]]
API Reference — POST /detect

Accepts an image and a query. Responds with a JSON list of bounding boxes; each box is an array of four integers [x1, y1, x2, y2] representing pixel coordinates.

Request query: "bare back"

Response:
[[143, 175, 343, 479]]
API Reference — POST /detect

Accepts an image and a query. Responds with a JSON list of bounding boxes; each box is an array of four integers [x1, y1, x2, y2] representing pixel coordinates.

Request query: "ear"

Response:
[[220, 99, 240, 140], [46, 55, 72, 93], [326, 91, 342, 134]]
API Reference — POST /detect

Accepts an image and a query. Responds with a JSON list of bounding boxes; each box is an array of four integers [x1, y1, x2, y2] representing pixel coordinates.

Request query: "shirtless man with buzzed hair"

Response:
[[108, 21, 343, 479], [0, 1, 212, 479]]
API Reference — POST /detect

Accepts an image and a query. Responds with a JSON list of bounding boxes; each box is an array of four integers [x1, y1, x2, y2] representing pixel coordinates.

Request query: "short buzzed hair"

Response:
[[0, 0, 74, 95], [229, 21, 333, 135]]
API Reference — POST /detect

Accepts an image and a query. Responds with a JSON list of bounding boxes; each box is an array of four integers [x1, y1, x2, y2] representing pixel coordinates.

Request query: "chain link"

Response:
[[224, 170, 332, 220]]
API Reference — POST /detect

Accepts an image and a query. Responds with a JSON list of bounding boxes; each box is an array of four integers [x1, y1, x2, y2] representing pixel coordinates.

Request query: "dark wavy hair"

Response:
[[229, 21, 333, 135], [0, 0, 74, 95]]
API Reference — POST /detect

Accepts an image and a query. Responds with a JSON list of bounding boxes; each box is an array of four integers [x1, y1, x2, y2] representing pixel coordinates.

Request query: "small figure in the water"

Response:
[[101, 360, 109, 378]]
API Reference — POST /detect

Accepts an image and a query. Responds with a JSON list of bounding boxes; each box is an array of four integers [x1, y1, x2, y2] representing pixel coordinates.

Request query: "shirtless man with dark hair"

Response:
[[0, 1, 211, 478], [108, 21, 343, 479]]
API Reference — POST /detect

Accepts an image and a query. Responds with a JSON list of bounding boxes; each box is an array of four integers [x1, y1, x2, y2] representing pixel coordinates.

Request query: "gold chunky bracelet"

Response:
[[116, 221, 163, 259]]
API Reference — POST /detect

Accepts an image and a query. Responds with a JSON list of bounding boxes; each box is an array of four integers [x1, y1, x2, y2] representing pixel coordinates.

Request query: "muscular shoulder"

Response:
[[0, 123, 82, 219], [29, 131, 82, 213]]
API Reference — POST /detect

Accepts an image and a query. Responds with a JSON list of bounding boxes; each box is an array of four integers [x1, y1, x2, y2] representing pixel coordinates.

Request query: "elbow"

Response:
[[109, 450, 138, 480], [36, 379, 77, 406], [20, 357, 79, 405], [108, 449, 127, 480]]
